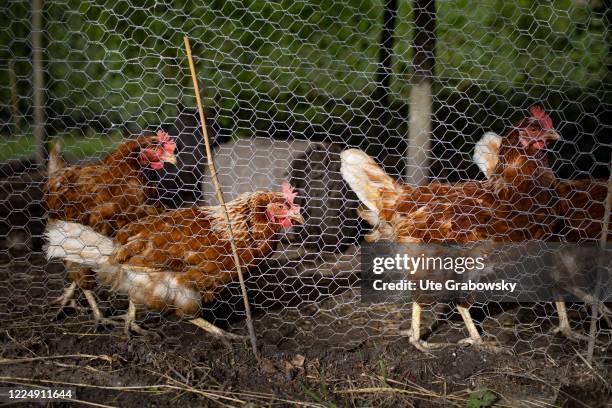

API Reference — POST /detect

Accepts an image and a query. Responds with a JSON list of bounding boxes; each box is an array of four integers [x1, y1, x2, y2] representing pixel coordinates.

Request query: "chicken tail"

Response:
[[47, 141, 66, 176], [44, 220, 118, 276], [473, 132, 501, 180], [340, 149, 402, 220]]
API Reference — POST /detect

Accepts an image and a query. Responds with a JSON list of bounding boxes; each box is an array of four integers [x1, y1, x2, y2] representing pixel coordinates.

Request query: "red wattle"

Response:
[[279, 218, 293, 229], [533, 140, 547, 150]]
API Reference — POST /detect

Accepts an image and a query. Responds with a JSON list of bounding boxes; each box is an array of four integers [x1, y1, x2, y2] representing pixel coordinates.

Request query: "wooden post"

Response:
[[32, 0, 46, 166], [9, 60, 20, 134], [372, 0, 397, 149], [405, 0, 436, 185], [587, 0, 611, 364], [374, 0, 397, 108]]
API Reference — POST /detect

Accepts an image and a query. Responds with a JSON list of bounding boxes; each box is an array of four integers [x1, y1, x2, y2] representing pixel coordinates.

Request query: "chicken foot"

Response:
[[80, 289, 128, 329], [123, 300, 156, 336], [52, 281, 79, 310], [52, 281, 95, 318], [52, 263, 98, 318], [456, 306, 505, 353], [189, 317, 247, 347], [550, 301, 591, 342], [100, 300, 160, 338], [402, 303, 453, 352]]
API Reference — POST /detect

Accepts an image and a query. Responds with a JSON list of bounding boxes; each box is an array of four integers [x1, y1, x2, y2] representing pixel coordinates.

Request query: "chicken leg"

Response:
[[550, 301, 591, 342], [98, 299, 159, 337], [52, 281, 79, 311], [122, 299, 154, 336], [456, 305, 503, 352], [189, 318, 247, 347], [53, 262, 114, 324], [79, 289, 135, 330], [402, 303, 452, 352]]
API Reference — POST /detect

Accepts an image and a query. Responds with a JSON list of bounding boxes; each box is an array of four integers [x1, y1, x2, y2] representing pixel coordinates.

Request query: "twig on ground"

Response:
[[572, 347, 611, 390], [0, 354, 113, 365]]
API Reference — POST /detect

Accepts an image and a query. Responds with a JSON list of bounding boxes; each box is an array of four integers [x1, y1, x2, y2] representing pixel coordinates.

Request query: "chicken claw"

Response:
[[456, 306, 507, 353], [51, 282, 91, 319], [79, 296, 158, 338], [456, 337, 505, 353], [189, 318, 247, 347], [103, 300, 160, 338], [550, 301, 591, 343], [52, 282, 78, 310], [80, 289, 130, 330], [401, 303, 453, 353], [405, 331, 453, 353]]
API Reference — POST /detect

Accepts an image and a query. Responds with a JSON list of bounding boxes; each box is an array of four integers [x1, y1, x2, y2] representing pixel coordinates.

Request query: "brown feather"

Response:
[[45, 134, 170, 289], [108, 191, 295, 316], [555, 178, 610, 242], [360, 121, 559, 245]]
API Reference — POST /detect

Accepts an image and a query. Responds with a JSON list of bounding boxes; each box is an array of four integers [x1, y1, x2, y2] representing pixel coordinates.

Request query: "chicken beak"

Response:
[[288, 213, 305, 224], [161, 153, 177, 165], [544, 130, 562, 141]]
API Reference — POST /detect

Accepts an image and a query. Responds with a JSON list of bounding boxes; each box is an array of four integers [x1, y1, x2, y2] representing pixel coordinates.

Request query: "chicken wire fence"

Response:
[[0, 0, 610, 360]]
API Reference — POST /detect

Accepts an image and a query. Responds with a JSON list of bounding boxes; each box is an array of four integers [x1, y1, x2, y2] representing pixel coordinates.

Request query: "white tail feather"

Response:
[[340, 149, 398, 216], [473, 132, 501, 180], [47, 142, 66, 176], [45, 221, 201, 313], [45, 220, 116, 268]]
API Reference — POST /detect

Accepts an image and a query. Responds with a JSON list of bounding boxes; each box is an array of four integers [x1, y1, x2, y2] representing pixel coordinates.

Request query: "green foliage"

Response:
[[467, 388, 498, 408], [0, 0, 608, 144], [1, 130, 123, 162], [299, 377, 338, 408]]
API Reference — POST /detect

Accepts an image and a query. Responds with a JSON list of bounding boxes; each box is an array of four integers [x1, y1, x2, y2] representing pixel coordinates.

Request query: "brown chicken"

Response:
[[474, 131, 611, 340], [474, 131, 609, 242], [45, 183, 304, 339], [342, 106, 562, 351], [44, 131, 177, 327]]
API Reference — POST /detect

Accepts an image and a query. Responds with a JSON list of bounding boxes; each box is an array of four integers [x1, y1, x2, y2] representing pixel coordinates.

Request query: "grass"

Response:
[[0, 129, 125, 163]]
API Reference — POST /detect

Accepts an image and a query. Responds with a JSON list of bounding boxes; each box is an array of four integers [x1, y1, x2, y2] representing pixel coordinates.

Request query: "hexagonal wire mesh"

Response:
[[0, 0, 610, 364]]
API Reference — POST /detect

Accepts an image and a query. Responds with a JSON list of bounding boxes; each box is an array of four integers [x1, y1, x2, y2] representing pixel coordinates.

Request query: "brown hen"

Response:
[[44, 131, 176, 327], [342, 106, 562, 351], [45, 184, 303, 339], [474, 132, 610, 341]]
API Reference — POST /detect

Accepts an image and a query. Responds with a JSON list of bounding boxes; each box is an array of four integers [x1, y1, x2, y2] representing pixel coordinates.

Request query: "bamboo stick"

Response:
[[183, 36, 259, 359]]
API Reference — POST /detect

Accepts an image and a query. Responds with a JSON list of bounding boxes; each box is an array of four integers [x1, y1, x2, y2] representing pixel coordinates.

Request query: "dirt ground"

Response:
[[0, 174, 610, 407], [1, 248, 610, 407]]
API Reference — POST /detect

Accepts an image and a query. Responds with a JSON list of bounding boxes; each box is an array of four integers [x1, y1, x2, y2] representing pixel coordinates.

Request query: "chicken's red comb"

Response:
[[281, 181, 298, 204], [530, 105, 553, 130], [157, 130, 170, 142], [156, 130, 176, 153]]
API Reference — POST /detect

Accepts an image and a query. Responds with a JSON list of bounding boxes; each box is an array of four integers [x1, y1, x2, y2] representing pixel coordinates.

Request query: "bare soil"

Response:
[[1, 248, 610, 407]]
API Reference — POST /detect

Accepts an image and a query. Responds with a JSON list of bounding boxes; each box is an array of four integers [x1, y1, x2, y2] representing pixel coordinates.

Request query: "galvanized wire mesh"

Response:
[[0, 0, 610, 365]]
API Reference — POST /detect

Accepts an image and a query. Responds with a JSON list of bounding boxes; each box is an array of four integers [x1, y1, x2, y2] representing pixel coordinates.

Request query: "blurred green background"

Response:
[[0, 0, 609, 177]]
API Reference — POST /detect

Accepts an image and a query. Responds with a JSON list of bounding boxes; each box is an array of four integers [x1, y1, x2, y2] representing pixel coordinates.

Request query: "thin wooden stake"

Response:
[[183, 36, 259, 359], [32, 0, 46, 166]]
